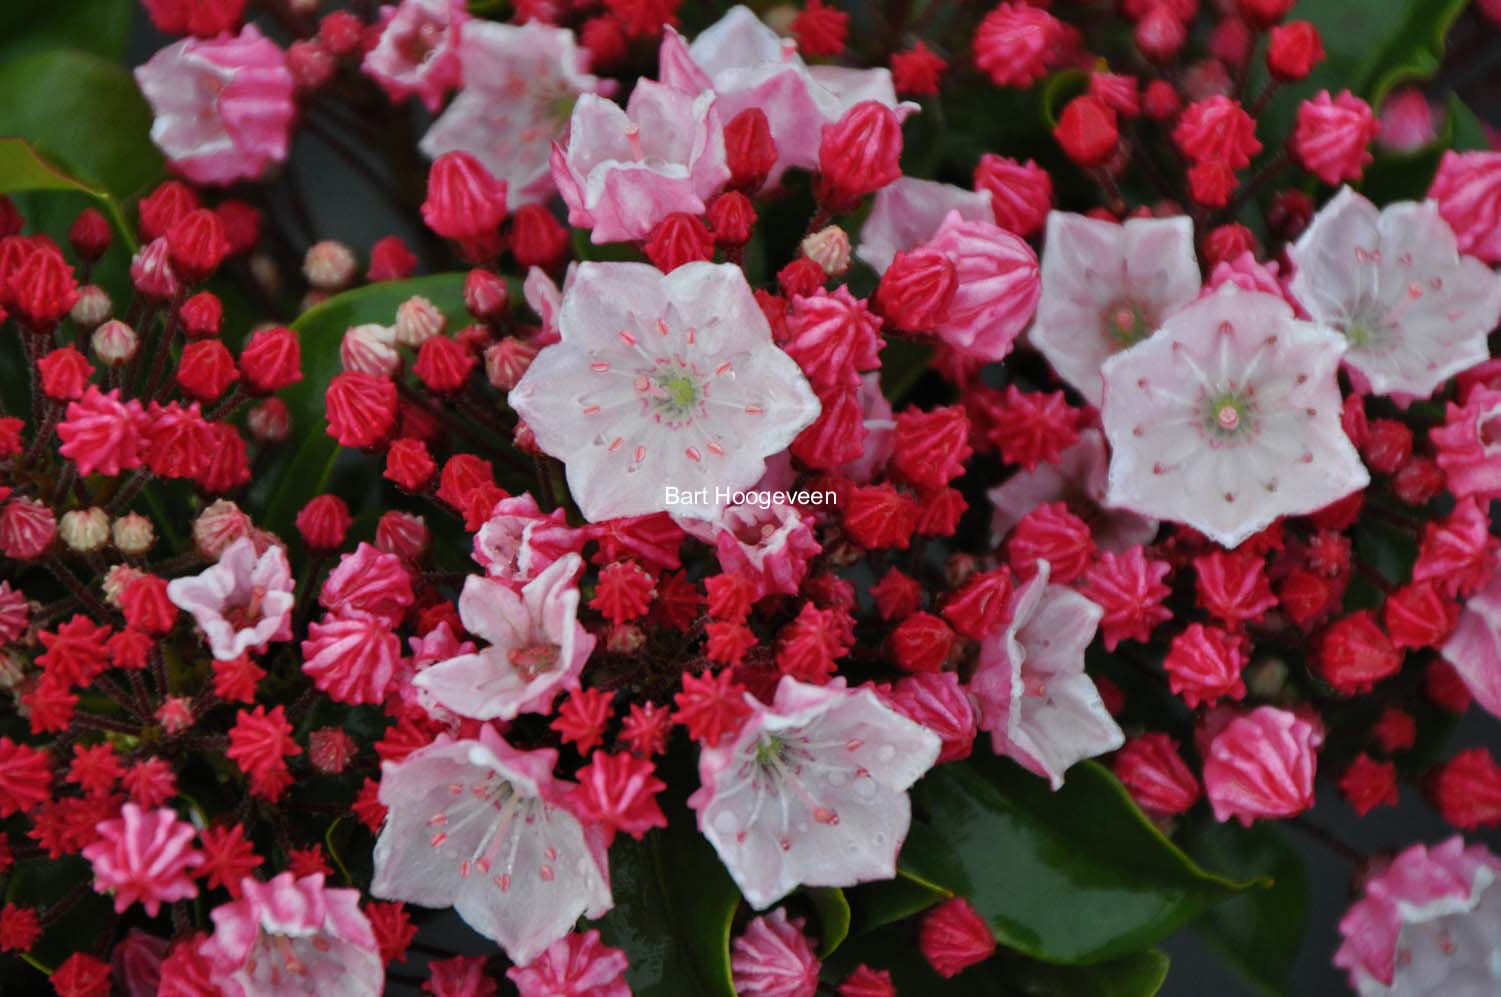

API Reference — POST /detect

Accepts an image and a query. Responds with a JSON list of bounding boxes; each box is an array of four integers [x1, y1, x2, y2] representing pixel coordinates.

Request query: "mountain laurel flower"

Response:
[[551, 81, 730, 244], [731, 908, 821, 997], [918, 210, 1041, 362], [509, 262, 819, 522], [1433, 385, 1501, 499], [1428, 150, 1501, 264], [689, 676, 941, 909], [508, 930, 631, 997], [1101, 284, 1369, 549], [82, 804, 203, 916], [421, 22, 603, 209], [371, 727, 613, 965], [1030, 211, 1201, 406], [135, 26, 295, 186], [1292, 91, 1378, 185], [1288, 187, 1501, 399], [414, 554, 594, 720], [854, 177, 993, 275], [1335, 837, 1501, 994], [1203, 705, 1320, 825], [166, 537, 295, 661], [657, 6, 913, 189], [362, 0, 467, 111], [202, 872, 383, 997], [970, 560, 1124, 788], [1441, 574, 1501, 719]]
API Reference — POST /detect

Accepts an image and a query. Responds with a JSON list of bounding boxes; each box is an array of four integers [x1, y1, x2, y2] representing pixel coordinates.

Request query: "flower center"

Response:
[[395, 21, 443, 65], [509, 641, 560, 680], [224, 586, 266, 631], [1480, 408, 1501, 451], [1102, 298, 1154, 348], [1202, 390, 1255, 443]]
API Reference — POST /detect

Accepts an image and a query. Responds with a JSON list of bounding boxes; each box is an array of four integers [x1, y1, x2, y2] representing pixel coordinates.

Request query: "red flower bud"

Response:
[[724, 108, 777, 192], [1053, 95, 1118, 168], [818, 101, 904, 207], [179, 292, 223, 339], [176, 340, 239, 402], [421, 152, 508, 241], [166, 208, 230, 283], [644, 213, 714, 272], [138, 181, 200, 243], [509, 204, 569, 270], [875, 250, 956, 331], [296, 495, 353, 552], [888, 612, 954, 673], [463, 269, 510, 321], [919, 899, 995, 979], [68, 208, 112, 263], [413, 335, 476, 395], [1318, 611, 1402, 695], [1266, 21, 1324, 82], [239, 326, 302, 394], [367, 236, 417, 282], [1237, 0, 1296, 29], [325, 372, 397, 449], [707, 192, 756, 246], [1113, 733, 1201, 816]]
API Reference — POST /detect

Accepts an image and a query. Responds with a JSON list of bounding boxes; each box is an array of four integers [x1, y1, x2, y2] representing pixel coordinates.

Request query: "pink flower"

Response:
[[300, 611, 402, 705], [371, 727, 613, 965], [1433, 386, 1501, 500], [1288, 187, 1501, 398], [472, 493, 586, 583], [689, 676, 940, 908], [135, 26, 295, 186], [82, 804, 202, 916], [1378, 87, 1437, 152], [1101, 284, 1368, 549], [550, 81, 730, 243], [1428, 150, 1501, 264], [1203, 706, 1320, 825], [970, 560, 1123, 788], [707, 503, 820, 598], [1441, 573, 1501, 720], [362, 0, 467, 111], [1031, 212, 1202, 406], [507, 930, 630, 997], [421, 22, 604, 208], [57, 387, 146, 477], [414, 554, 594, 721], [319, 542, 414, 625], [1292, 90, 1377, 185], [918, 210, 1041, 362], [659, 6, 913, 188], [731, 908, 820, 997], [509, 262, 820, 521], [987, 428, 1158, 553], [202, 872, 383, 997], [166, 537, 295, 661], [854, 177, 992, 275], [1334, 837, 1501, 993]]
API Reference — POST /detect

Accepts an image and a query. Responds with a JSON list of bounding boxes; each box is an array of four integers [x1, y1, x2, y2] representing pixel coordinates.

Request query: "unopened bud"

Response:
[[303, 240, 358, 291], [394, 295, 446, 347], [60, 507, 110, 553], [91, 319, 138, 366], [70, 285, 112, 328], [112, 513, 156, 556], [801, 225, 852, 277]]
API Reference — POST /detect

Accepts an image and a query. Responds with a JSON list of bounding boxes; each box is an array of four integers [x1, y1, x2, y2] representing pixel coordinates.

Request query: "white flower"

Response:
[[166, 537, 294, 661]]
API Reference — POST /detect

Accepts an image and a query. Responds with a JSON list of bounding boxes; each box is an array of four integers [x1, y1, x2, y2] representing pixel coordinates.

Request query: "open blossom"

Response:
[[509, 261, 820, 522], [472, 493, 586, 583], [987, 428, 1158, 553], [970, 560, 1123, 788], [421, 22, 603, 208], [731, 908, 820, 997], [135, 26, 295, 186], [1203, 706, 1320, 825], [1441, 573, 1501, 719], [82, 804, 202, 916], [1287, 186, 1501, 398], [659, 5, 913, 188], [508, 930, 630, 997], [854, 178, 993, 275], [1428, 150, 1501, 264], [551, 81, 730, 243], [202, 872, 383, 997], [414, 554, 594, 721], [371, 727, 613, 965], [1101, 284, 1369, 549], [1433, 386, 1501, 500], [1335, 837, 1501, 995], [918, 210, 1041, 362], [362, 0, 466, 111], [690, 676, 940, 909], [166, 537, 294, 661], [1030, 212, 1202, 406]]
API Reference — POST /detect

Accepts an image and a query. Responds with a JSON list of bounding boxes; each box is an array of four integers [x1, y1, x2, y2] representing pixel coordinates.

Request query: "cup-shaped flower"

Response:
[[855, 178, 994, 275], [970, 560, 1124, 788], [414, 553, 594, 721], [1288, 186, 1501, 399], [135, 26, 295, 186], [421, 22, 603, 208], [509, 262, 820, 522], [371, 727, 612, 966], [166, 537, 295, 661], [689, 676, 940, 909], [1101, 284, 1369, 549], [551, 81, 730, 243], [1031, 212, 1202, 406]]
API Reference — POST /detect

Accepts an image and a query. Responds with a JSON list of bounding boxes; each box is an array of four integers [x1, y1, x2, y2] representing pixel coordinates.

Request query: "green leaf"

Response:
[[0, 49, 163, 200], [1360, 92, 1488, 205], [1356, 0, 1469, 107], [254, 274, 471, 535], [1007, 948, 1172, 997], [901, 758, 1248, 964], [807, 887, 851, 957], [1182, 819, 1309, 997], [846, 867, 952, 936], [0, 138, 137, 250], [596, 820, 740, 997], [0, 0, 132, 62]]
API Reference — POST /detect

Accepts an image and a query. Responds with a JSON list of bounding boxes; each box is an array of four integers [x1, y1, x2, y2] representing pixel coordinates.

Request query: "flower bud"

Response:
[[60, 507, 110, 553], [192, 499, 251, 560], [296, 495, 353, 552], [802, 225, 851, 277], [422, 151, 508, 241], [303, 240, 358, 291], [376, 510, 430, 562], [818, 101, 903, 206], [69, 285, 112, 328], [367, 235, 416, 282], [68, 208, 112, 262], [413, 335, 476, 394], [1266, 21, 1324, 82], [1237, 0, 1296, 28], [644, 213, 714, 272], [138, 181, 200, 243], [974, 154, 1051, 238], [112, 513, 156, 556], [246, 397, 290, 443], [394, 294, 446, 347], [875, 250, 956, 331], [1114, 733, 1201, 816], [508, 204, 568, 270], [1135, 6, 1185, 62], [483, 337, 537, 391], [919, 899, 995, 978], [166, 208, 230, 283], [707, 191, 756, 246], [239, 325, 302, 393], [130, 238, 179, 300], [1293, 90, 1377, 186], [341, 323, 400, 376], [1054, 95, 1118, 168], [724, 108, 777, 191], [91, 320, 139, 367]]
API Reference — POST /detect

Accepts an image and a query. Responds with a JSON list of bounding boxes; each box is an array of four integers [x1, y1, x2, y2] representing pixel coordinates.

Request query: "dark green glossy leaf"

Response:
[[846, 867, 952, 936], [596, 818, 740, 997], [1007, 948, 1171, 996], [255, 274, 470, 534], [0, 0, 132, 61], [0, 49, 163, 200], [1360, 92, 1488, 205], [1357, 0, 1470, 107], [807, 887, 851, 957], [1182, 819, 1309, 997], [0, 138, 136, 250], [902, 757, 1248, 964]]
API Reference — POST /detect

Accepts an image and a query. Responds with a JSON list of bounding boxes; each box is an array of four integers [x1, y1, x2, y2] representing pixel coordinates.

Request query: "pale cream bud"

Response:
[[802, 225, 852, 277], [59, 507, 110, 553], [112, 513, 156, 556]]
